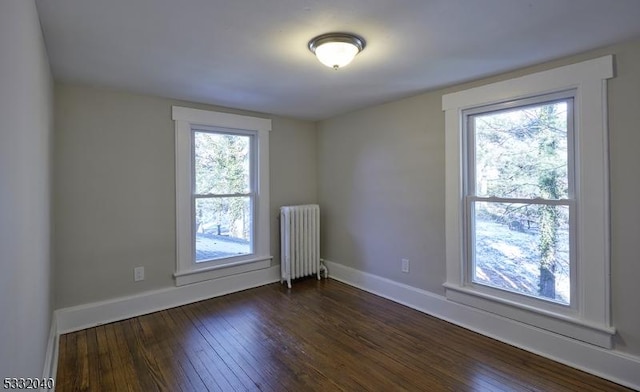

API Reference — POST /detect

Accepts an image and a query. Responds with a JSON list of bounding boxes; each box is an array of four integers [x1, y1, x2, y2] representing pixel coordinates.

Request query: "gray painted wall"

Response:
[[54, 84, 317, 308], [0, 0, 54, 379], [317, 38, 640, 357], [318, 93, 447, 294]]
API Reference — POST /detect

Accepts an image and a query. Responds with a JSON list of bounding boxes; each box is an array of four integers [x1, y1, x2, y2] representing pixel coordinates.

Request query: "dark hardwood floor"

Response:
[[56, 278, 631, 391]]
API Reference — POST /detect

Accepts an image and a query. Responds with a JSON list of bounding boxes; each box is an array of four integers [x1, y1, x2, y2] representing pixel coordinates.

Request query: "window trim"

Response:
[[442, 56, 615, 348], [173, 106, 271, 286]]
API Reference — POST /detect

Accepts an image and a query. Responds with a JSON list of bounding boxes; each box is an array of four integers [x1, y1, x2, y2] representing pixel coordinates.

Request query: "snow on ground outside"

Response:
[[475, 219, 570, 304], [195, 233, 250, 261]]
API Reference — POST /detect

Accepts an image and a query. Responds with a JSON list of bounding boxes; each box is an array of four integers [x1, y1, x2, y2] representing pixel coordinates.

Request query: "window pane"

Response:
[[473, 101, 569, 199], [195, 197, 252, 262], [472, 201, 570, 304], [194, 132, 250, 195]]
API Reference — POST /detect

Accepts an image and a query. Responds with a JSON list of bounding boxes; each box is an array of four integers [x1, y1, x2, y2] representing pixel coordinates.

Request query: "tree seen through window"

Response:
[[470, 100, 572, 304], [193, 131, 253, 262]]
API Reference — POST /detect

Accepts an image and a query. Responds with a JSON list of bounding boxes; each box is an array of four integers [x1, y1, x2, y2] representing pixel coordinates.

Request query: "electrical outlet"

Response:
[[134, 266, 145, 282], [401, 258, 409, 273]]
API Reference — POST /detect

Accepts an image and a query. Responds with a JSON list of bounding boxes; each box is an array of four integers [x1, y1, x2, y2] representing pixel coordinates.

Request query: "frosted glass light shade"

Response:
[[315, 41, 359, 69], [308, 33, 365, 70]]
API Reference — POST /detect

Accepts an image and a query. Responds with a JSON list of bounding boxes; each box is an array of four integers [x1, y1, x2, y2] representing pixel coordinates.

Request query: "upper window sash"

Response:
[[463, 91, 576, 201], [191, 127, 256, 198]]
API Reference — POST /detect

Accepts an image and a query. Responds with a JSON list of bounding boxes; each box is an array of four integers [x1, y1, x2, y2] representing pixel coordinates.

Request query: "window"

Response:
[[173, 106, 271, 286], [442, 56, 615, 347], [194, 131, 253, 262], [465, 92, 575, 306]]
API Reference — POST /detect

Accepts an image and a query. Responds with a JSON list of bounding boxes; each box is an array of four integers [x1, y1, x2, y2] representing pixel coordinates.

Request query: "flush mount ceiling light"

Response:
[[308, 32, 366, 70]]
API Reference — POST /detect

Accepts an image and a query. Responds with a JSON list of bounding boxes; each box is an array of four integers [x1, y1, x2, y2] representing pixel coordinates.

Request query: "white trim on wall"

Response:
[[55, 265, 279, 334], [42, 315, 59, 389], [323, 260, 640, 390]]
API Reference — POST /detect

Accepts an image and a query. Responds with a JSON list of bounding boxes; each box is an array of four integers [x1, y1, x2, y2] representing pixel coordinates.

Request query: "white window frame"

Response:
[[173, 106, 271, 286], [463, 91, 577, 310], [442, 56, 615, 348]]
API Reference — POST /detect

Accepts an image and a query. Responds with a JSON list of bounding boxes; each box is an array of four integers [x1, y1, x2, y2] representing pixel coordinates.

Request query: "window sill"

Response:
[[443, 283, 615, 348], [174, 256, 272, 286]]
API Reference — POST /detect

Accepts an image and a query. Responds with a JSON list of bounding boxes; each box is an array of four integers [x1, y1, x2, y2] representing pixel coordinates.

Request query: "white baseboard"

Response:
[[324, 260, 640, 390], [42, 314, 59, 390], [55, 265, 280, 334]]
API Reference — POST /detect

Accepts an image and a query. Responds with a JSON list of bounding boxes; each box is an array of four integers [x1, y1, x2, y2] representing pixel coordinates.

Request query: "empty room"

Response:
[[2, 0, 640, 390]]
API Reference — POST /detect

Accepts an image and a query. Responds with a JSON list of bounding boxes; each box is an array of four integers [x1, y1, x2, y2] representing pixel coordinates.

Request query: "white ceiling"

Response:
[[36, 0, 640, 120]]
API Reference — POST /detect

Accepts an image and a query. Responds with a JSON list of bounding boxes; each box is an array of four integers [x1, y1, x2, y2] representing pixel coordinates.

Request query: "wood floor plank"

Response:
[[265, 285, 463, 391], [93, 326, 116, 391], [134, 316, 183, 391], [314, 281, 565, 391], [224, 296, 336, 390], [240, 290, 369, 391], [137, 312, 194, 392], [189, 298, 294, 391], [104, 322, 142, 392], [156, 310, 211, 391], [312, 284, 533, 390], [163, 306, 229, 392], [212, 293, 345, 392], [179, 306, 258, 391], [118, 318, 166, 391], [185, 301, 278, 391], [55, 334, 69, 391], [55, 278, 633, 392], [248, 284, 502, 388]]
